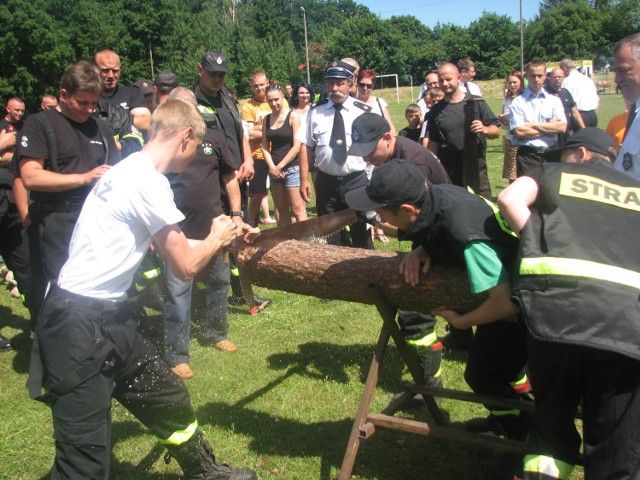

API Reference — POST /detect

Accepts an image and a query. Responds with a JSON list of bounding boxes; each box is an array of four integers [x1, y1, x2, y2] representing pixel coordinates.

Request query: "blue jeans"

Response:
[[163, 255, 230, 366]]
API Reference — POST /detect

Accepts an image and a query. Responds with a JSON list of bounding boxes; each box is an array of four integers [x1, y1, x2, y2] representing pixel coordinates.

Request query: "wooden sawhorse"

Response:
[[339, 296, 535, 479]]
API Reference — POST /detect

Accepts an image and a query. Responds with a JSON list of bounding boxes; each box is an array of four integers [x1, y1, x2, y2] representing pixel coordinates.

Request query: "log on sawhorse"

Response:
[[338, 295, 535, 480]]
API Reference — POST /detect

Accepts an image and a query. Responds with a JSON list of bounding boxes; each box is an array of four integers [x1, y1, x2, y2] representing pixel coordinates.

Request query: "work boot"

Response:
[[465, 413, 528, 441], [439, 324, 474, 351], [165, 431, 257, 480], [0, 334, 12, 351]]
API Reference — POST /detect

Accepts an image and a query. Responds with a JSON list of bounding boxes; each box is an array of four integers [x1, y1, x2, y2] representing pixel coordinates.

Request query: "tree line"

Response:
[[0, 0, 637, 112]]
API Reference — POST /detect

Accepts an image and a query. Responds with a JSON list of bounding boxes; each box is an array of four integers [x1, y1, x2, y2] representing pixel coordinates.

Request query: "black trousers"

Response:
[[464, 320, 528, 406], [516, 147, 547, 182], [0, 207, 34, 321], [315, 170, 373, 249], [524, 338, 640, 479], [28, 208, 81, 325], [437, 148, 492, 200], [38, 286, 196, 480]]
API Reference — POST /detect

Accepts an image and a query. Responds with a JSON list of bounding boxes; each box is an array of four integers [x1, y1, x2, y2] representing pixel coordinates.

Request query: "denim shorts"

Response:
[[271, 164, 300, 188]]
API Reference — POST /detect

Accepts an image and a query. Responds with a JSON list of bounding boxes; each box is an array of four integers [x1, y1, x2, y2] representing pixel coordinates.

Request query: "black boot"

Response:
[[0, 334, 12, 351], [165, 431, 257, 480]]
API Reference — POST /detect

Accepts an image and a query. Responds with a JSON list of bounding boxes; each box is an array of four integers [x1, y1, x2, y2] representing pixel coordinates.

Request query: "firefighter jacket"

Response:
[[512, 159, 640, 360]]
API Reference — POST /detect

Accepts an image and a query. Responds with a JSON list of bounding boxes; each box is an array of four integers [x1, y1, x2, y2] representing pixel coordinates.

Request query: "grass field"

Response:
[[0, 84, 626, 479]]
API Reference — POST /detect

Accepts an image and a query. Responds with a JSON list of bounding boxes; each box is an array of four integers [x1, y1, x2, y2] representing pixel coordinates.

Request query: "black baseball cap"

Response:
[[201, 51, 228, 73], [133, 79, 154, 95], [325, 60, 356, 80], [154, 71, 179, 89], [544, 127, 616, 163], [348, 113, 391, 157], [345, 159, 428, 211]]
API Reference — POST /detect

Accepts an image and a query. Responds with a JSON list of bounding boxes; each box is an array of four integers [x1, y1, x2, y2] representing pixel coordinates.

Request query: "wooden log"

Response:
[[236, 240, 484, 313]]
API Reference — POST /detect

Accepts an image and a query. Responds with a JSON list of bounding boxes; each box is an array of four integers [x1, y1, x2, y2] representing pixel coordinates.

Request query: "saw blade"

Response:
[[231, 209, 359, 252]]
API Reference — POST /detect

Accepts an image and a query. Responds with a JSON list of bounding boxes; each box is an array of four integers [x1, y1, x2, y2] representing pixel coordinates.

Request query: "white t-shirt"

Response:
[[59, 152, 184, 300]]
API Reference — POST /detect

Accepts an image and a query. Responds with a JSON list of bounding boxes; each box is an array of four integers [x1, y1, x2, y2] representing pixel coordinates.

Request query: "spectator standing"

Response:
[[94, 49, 151, 132], [498, 70, 525, 183], [561, 58, 599, 127], [297, 60, 373, 249], [0, 97, 25, 165], [457, 58, 482, 97], [40, 94, 58, 111], [544, 67, 585, 145], [262, 86, 307, 225], [613, 33, 640, 180], [356, 69, 396, 135], [398, 104, 423, 143], [133, 78, 156, 113], [155, 72, 180, 105], [417, 71, 440, 115], [509, 60, 567, 181]]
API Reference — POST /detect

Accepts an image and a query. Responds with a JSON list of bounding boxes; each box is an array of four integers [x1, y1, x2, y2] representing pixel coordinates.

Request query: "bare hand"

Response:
[[84, 164, 111, 184], [269, 166, 285, 179], [238, 160, 255, 181], [399, 248, 432, 287], [300, 179, 312, 204], [211, 214, 237, 247], [432, 308, 469, 330], [470, 120, 485, 135], [0, 129, 16, 151], [240, 223, 261, 244]]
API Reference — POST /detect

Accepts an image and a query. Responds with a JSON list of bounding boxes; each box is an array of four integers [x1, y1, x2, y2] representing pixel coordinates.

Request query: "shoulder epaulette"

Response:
[[352, 100, 372, 112]]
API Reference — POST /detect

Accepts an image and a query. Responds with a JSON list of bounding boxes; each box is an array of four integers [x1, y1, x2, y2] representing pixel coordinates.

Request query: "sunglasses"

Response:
[[358, 83, 373, 89]]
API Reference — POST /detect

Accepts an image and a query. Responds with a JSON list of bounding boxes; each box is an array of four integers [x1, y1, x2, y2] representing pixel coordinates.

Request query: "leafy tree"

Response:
[[525, 0, 601, 61], [467, 12, 521, 80]]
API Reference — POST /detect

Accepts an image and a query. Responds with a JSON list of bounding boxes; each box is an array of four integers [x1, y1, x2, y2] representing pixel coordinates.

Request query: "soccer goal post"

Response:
[[376, 74, 400, 104]]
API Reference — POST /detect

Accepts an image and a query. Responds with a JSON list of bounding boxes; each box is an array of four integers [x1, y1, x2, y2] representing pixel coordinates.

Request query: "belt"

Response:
[[319, 170, 365, 184], [32, 200, 84, 213], [50, 284, 126, 312], [518, 145, 551, 155]]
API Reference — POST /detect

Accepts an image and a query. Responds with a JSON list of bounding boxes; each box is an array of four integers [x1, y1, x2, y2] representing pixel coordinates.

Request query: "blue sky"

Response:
[[357, 0, 540, 28]]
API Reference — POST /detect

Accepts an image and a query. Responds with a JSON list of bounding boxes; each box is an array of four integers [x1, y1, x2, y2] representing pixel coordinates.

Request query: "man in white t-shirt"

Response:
[[30, 99, 259, 480]]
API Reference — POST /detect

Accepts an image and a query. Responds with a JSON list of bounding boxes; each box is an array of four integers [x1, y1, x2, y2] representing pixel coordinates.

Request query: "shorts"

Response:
[[270, 164, 300, 188], [248, 160, 269, 196]]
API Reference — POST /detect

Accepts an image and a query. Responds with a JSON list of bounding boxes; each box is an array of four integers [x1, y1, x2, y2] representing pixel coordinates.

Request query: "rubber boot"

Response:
[[399, 311, 443, 387], [165, 431, 257, 480]]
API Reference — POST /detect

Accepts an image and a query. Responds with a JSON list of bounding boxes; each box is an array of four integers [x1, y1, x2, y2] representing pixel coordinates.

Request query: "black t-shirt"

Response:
[[393, 136, 451, 185], [0, 118, 24, 133], [170, 127, 236, 240], [426, 95, 499, 151], [100, 85, 146, 114], [18, 109, 119, 203], [398, 126, 421, 143]]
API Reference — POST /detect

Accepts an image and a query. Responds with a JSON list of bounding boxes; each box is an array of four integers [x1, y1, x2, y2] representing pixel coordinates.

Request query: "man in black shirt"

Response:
[[425, 63, 500, 199], [94, 49, 151, 132], [18, 60, 120, 323], [0, 97, 25, 165], [544, 67, 585, 146]]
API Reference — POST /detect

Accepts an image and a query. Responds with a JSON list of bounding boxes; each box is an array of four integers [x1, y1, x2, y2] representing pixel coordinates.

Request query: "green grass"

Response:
[[0, 87, 625, 479]]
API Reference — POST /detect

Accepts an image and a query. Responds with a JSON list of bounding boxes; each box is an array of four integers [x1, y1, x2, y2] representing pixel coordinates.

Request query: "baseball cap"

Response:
[[348, 113, 391, 157], [544, 127, 616, 163], [201, 51, 228, 73], [345, 159, 428, 211], [133, 79, 154, 95], [154, 71, 179, 89], [325, 60, 356, 80]]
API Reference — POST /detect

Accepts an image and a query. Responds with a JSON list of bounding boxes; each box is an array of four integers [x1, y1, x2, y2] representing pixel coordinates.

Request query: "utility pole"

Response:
[[300, 6, 311, 84]]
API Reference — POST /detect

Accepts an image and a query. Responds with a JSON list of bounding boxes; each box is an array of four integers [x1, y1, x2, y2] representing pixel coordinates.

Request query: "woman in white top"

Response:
[[498, 70, 524, 183], [356, 69, 396, 135]]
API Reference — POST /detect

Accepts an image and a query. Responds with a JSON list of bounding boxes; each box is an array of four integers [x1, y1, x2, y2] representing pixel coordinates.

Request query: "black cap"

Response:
[[345, 159, 427, 210], [348, 113, 391, 157], [544, 127, 616, 163], [133, 79, 154, 95], [201, 51, 228, 73], [154, 71, 179, 88], [325, 60, 356, 80]]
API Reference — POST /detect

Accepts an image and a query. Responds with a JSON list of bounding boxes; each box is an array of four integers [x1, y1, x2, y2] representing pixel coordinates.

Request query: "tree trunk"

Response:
[[236, 240, 484, 313]]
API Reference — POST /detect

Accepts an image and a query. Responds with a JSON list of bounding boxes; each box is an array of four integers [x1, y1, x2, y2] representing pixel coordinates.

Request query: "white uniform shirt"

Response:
[[509, 88, 567, 148], [59, 153, 184, 300], [562, 69, 599, 111], [460, 81, 482, 97], [297, 95, 369, 176], [615, 98, 640, 181]]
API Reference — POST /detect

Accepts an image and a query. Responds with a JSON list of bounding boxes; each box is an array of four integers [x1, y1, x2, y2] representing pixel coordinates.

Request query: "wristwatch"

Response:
[[230, 211, 244, 217]]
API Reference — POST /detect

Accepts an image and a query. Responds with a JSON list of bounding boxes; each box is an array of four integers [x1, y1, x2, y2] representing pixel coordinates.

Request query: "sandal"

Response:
[[212, 339, 238, 352], [171, 363, 193, 379]]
